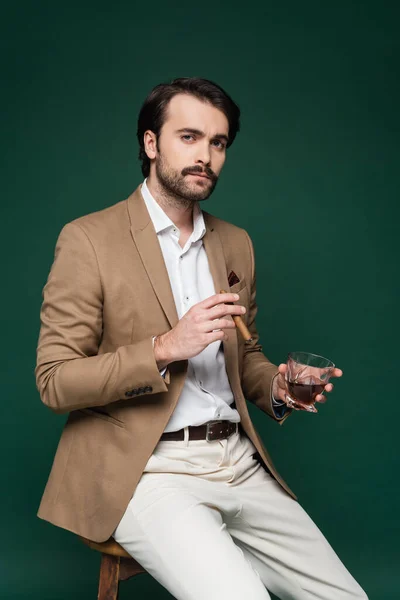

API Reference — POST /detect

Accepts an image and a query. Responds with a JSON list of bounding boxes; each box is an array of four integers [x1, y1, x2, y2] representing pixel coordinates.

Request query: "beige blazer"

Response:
[[36, 185, 294, 543]]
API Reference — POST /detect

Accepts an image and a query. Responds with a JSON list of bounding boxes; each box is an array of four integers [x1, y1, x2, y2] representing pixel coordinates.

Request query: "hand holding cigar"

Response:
[[220, 289, 253, 343]]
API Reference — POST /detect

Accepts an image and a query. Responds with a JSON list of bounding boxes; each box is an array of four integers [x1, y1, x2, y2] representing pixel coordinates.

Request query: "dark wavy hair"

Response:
[[137, 77, 241, 177]]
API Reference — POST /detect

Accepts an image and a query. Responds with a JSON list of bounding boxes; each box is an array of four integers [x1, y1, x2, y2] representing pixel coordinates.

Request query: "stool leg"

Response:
[[98, 554, 120, 600]]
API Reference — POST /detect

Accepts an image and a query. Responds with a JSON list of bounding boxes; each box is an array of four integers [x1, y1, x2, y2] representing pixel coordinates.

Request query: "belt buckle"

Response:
[[206, 420, 238, 443], [206, 420, 223, 443]]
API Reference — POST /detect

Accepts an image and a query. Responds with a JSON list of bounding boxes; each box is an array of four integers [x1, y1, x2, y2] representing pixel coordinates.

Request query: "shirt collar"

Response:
[[141, 178, 206, 242]]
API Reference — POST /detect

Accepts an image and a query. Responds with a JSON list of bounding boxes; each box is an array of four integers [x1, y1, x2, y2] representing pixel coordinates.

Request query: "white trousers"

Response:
[[113, 428, 367, 600]]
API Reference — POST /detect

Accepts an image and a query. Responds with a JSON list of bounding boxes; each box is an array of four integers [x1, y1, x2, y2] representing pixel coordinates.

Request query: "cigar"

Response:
[[220, 289, 253, 343]]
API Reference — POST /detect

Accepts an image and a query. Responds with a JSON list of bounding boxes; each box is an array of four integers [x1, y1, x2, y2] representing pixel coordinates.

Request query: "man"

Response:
[[36, 77, 367, 599]]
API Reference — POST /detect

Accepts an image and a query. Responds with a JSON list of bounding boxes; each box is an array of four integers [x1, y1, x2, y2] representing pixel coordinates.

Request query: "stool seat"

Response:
[[79, 535, 131, 558]]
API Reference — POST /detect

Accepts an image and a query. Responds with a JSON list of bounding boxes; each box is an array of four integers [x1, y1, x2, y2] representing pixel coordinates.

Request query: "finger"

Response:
[[203, 318, 235, 333], [207, 329, 229, 344], [278, 363, 287, 375], [332, 368, 343, 378], [201, 293, 240, 309], [208, 303, 246, 320], [316, 394, 327, 403], [277, 364, 287, 388], [324, 383, 334, 392]]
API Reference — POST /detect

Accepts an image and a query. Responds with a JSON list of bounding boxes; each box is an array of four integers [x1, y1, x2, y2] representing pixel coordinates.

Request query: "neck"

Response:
[[146, 174, 195, 232]]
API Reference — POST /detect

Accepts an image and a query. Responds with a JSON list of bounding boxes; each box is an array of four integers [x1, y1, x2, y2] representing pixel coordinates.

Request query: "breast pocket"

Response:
[[229, 278, 247, 295]]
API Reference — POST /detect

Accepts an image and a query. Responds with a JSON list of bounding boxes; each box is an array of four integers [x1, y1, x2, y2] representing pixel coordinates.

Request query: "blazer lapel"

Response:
[[202, 213, 239, 387], [127, 186, 179, 329]]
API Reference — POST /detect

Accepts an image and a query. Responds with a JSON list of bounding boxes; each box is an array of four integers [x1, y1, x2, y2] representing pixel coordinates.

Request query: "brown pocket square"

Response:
[[228, 270, 240, 286]]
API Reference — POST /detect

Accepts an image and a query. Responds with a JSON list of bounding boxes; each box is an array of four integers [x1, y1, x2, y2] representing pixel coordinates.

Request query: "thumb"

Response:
[[278, 363, 287, 378]]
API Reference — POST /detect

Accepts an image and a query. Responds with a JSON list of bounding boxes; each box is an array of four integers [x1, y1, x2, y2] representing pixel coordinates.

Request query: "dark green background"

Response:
[[1, 1, 398, 598]]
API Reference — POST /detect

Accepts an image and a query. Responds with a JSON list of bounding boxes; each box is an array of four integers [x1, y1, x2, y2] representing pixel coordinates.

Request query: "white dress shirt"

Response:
[[141, 179, 240, 432], [141, 179, 285, 433]]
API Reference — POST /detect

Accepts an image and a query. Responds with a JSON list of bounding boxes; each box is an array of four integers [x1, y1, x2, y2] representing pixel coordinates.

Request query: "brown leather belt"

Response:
[[160, 420, 240, 443]]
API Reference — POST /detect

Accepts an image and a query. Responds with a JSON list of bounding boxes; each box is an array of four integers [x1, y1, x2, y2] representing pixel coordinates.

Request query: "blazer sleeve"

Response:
[[35, 222, 170, 414], [240, 231, 292, 425]]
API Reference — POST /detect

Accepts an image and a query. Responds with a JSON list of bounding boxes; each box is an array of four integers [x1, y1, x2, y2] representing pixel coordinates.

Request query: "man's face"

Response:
[[147, 94, 229, 202]]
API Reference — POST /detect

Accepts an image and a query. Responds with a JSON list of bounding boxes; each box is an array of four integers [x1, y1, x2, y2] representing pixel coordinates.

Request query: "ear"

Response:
[[144, 130, 158, 160]]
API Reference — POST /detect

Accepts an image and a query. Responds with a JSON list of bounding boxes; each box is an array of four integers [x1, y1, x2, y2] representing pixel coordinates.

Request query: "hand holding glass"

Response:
[[284, 351, 335, 413]]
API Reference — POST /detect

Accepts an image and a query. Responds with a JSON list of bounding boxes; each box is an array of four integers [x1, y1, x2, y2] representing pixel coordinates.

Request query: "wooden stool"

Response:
[[79, 536, 146, 599]]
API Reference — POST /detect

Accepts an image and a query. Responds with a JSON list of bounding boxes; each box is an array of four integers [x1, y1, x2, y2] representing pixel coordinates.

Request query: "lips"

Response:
[[189, 173, 210, 180]]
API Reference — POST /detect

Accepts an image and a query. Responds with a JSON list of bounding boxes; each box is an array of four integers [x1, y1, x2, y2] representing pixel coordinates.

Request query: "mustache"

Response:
[[181, 165, 217, 181]]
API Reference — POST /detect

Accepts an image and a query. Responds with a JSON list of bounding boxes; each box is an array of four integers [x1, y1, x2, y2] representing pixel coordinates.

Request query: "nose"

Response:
[[195, 140, 211, 166]]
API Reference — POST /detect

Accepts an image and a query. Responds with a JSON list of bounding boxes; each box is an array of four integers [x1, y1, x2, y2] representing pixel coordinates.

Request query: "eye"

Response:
[[212, 139, 226, 149], [181, 135, 194, 142]]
